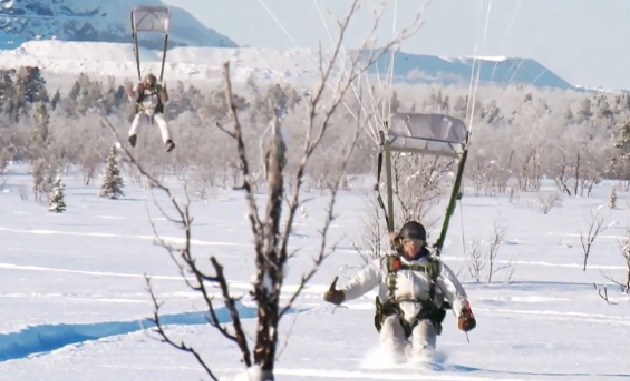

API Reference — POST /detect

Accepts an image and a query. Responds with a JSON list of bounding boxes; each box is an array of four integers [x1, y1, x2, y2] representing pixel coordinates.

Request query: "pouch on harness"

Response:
[[374, 297, 447, 337], [135, 84, 166, 123], [374, 257, 449, 337]]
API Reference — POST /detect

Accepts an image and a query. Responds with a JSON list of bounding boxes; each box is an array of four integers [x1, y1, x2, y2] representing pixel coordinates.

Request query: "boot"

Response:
[[165, 139, 175, 153]]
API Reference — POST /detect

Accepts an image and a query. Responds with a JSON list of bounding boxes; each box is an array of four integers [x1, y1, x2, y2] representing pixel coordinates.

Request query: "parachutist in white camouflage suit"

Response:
[[324, 221, 476, 362], [127, 73, 175, 152]]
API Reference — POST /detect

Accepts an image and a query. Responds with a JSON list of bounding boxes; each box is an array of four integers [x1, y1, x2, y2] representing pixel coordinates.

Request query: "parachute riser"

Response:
[[159, 34, 169, 83], [382, 131, 395, 234], [376, 127, 398, 301], [131, 12, 141, 82], [376, 129, 395, 233], [434, 142, 469, 257]]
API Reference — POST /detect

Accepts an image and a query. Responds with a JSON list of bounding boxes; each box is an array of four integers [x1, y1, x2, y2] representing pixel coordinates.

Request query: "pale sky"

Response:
[[162, 0, 630, 89]]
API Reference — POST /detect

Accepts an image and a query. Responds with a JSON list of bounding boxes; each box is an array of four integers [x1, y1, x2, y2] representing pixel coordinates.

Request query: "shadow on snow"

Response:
[[0, 303, 257, 362]]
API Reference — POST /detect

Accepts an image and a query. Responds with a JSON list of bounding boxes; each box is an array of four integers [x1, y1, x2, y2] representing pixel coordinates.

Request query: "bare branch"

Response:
[[487, 220, 506, 283], [280, 103, 362, 317], [103, 115, 254, 370], [580, 209, 608, 271], [592, 282, 613, 305], [222, 62, 264, 256], [210, 257, 253, 367], [215, 120, 237, 139], [467, 239, 485, 282], [145, 276, 219, 381]]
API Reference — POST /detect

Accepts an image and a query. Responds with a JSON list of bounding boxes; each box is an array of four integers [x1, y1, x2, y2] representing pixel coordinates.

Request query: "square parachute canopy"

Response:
[[131, 6, 170, 33], [385, 113, 468, 157]]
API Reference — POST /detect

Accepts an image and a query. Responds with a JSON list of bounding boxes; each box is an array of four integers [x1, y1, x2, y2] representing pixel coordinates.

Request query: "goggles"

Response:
[[402, 238, 424, 246]]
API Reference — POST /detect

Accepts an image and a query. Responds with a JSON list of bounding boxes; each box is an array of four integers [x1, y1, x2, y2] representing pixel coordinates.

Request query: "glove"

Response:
[[457, 302, 476, 332], [323, 277, 345, 305]]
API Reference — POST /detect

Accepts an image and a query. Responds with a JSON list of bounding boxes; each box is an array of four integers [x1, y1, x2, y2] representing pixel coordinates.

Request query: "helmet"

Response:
[[399, 221, 426, 242], [144, 73, 157, 85]]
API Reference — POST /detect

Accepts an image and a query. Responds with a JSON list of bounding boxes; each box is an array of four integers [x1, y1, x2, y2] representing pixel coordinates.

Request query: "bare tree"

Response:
[[357, 198, 386, 266], [580, 209, 608, 271], [390, 154, 451, 229], [466, 218, 514, 283], [538, 191, 562, 214], [551, 120, 605, 198], [486, 219, 507, 282], [621, 231, 630, 292], [592, 283, 614, 304], [608, 185, 618, 209], [29, 103, 57, 201], [466, 239, 485, 282], [108, 3, 425, 380], [600, 230, 630, 293]]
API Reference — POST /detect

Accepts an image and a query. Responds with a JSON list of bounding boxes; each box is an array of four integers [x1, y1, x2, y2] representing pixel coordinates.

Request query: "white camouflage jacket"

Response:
[[343, 255, 468, 322]]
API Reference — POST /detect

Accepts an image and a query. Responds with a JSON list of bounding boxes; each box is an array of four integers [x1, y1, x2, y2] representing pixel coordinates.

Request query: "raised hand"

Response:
[[323, 276, 345, 305]]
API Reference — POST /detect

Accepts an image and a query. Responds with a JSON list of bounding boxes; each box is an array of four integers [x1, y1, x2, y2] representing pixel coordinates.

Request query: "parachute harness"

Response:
[[375, 253, 446, 337]]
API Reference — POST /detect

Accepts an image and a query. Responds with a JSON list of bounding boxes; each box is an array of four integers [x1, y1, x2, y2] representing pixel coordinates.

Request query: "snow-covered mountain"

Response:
[[0, 40, 577, 91], [371, 52, 575, 90], [0, 1, 576, 90], [0, 0, 237, 49]]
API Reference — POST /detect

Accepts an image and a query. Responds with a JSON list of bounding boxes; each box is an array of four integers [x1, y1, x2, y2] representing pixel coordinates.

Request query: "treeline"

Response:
[[0, 65, 628, 201]]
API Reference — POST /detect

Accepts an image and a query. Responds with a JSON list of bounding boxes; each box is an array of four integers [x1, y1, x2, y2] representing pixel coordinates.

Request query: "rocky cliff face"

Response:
[[0, 0, 237, 49]]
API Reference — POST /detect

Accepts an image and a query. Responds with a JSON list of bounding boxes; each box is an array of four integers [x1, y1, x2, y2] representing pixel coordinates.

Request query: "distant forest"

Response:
[[0, 65, 628, 201]]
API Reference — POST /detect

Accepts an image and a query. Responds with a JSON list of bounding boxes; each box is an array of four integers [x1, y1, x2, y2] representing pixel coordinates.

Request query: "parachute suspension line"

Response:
[[365, 74, 385, 134], [442, 0, 492, 257], [259, 0, 380, 140], [311, 0, 384, 142], [258, 0, 401, 230], [376, 0, 401, 235], [435, 0, 490, 256], [312, 0, 388, 228], [466, 0, 492, 133], [490, 0, 521, 81], [256, 0, 299, 47], [385, 0, 399, 127]]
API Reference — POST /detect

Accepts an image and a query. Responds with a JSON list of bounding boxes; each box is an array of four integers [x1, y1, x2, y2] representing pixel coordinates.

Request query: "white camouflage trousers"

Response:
[[380, 316, 437, 359], [129, 112, 171, 143]]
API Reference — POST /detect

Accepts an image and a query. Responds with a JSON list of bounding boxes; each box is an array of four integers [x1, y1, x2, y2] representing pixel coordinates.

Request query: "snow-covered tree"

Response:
[[99, 145, 124, 199], [30, 103, 55, 200], [609, 186, 618, 209], [48, 174, 66, 212], [621, 232, 630, 292], [610, 120, 630, 187]]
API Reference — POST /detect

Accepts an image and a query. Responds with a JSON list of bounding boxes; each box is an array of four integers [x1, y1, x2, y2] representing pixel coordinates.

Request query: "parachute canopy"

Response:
[[131, 6, 171, 33], [386, 113, 468, 157], [130, 6, 171, 82]]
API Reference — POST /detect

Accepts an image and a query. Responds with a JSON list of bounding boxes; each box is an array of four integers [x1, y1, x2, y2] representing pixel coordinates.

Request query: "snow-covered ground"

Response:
[[0, 163, 629, 380]]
